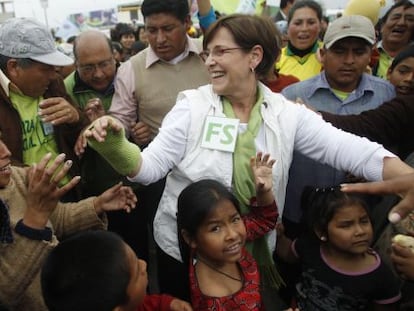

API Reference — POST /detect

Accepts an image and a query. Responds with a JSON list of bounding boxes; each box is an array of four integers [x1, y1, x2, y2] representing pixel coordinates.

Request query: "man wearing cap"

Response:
[[0, 17, 86, 200], [280, 14, 396, 246]]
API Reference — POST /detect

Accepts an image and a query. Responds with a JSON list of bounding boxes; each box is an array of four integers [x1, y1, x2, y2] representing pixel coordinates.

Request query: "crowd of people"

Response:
[[1, 0, 414, 310]]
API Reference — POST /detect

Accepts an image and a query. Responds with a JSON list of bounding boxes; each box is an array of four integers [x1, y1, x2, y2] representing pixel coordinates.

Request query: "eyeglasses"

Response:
[[78, 58, 115, 75], [200, 47, 244, 61]]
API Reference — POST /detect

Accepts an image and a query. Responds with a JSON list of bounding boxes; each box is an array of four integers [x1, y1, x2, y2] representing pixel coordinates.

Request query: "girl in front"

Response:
[[276, 186, 401, 311], [177, 153, 281, 311]]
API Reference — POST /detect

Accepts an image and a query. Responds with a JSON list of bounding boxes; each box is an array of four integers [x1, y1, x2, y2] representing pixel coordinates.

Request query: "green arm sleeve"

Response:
[[87, 125, 141, 176]]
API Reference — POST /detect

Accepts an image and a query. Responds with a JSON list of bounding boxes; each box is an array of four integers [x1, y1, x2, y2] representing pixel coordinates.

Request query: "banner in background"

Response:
[[55, 8, 117, 40], [211, 0, 267, 15], [236, 0, 257, 14]]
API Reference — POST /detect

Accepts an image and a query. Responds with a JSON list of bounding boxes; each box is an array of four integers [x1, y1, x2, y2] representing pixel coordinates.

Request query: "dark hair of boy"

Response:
[[41, 231, 130, 311]]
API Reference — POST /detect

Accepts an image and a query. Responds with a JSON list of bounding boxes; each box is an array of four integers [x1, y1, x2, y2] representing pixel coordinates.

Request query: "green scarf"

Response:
[[222, 88, 284, 291]]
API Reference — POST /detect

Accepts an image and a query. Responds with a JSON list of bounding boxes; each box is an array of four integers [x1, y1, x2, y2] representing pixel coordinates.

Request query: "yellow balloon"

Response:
[[344, 0, 381, 25]]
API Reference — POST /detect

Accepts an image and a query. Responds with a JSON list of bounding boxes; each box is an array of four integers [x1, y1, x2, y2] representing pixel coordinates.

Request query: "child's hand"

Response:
[[93, 182, 137, 215], [250, 152, 275, 194], [169, 298, 193, 311]]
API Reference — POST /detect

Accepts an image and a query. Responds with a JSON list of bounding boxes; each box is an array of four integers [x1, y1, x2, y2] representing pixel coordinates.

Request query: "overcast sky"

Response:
[[12, 0, 394, 29]]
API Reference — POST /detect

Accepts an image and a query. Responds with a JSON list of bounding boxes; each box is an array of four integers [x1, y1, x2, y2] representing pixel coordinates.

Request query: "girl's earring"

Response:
[[320, 236, 327, 242], [250, 67, 255, 73]]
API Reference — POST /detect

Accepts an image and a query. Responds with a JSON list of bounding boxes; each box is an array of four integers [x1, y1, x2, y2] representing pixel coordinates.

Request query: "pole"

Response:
[[39, 0, 49, 29], [43, 8, 48, 28]]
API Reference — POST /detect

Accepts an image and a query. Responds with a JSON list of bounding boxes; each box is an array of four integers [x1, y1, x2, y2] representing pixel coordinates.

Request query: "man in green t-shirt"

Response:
[[0, 17, 86, 200]]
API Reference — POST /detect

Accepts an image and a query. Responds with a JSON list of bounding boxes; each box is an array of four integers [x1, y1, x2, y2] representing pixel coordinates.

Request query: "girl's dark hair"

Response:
[[41, 231, 130, 311], [141, 0, 189, 23], [177, 179, 240, 266], [203, 14, 280, 79], [389, 45, 414, 72], [300, 186, 370, 238], [287, 0, 323, 24]]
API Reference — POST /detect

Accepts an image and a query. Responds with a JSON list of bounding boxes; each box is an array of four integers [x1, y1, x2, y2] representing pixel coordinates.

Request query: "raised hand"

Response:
[[24, 153, 81, 229], [93, 182, 137, 215], [250, 152, 276, 206], [250, 152, 275, 194]]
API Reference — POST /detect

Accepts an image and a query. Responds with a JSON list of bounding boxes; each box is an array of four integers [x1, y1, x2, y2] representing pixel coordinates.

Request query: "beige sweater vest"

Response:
[[130, 49, 210, 137]]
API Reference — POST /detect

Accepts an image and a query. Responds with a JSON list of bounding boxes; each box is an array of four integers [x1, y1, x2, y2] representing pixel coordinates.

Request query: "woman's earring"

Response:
[[250, 67, 255, 73], [320, 236, 327, 242]]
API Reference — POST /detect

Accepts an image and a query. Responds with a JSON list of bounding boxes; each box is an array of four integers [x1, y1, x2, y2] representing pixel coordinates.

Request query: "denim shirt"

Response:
[[281, 72, 396, 223]]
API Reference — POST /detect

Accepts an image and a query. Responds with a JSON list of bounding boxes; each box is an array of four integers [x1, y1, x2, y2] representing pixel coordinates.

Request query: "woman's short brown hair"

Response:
[[203, 14, 280, 79]]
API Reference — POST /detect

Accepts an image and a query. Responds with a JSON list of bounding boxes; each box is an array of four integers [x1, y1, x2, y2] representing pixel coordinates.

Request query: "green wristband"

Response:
[[87, 123, 141, 176]]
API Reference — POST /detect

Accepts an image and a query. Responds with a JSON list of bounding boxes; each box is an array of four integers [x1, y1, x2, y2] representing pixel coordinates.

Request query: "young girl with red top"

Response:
[[177, 153, 281, 311]]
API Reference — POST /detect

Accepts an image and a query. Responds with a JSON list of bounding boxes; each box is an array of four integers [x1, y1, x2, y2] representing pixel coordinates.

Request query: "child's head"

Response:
[[177, 179, 246, 265], [41, 230, 148, 311], [301, 186, 373, 254], [387, 45, 414, 96]]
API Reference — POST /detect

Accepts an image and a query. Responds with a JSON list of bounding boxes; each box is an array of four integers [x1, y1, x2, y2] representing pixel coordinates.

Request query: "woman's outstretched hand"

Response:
[[83, 115, 124, 143], [341, 172, 414, 223]]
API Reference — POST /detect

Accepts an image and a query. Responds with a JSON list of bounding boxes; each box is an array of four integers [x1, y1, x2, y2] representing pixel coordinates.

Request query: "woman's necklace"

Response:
[[196, 257, 243, 282]]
